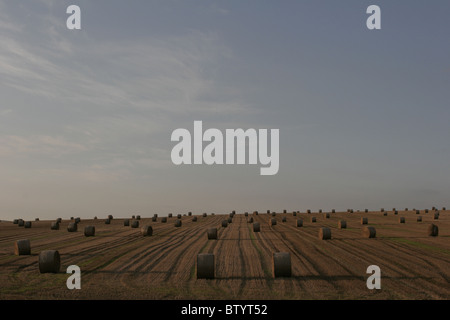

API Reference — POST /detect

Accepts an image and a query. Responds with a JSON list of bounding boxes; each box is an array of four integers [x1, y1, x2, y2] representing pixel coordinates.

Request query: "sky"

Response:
[[0, 0, 449, 221]]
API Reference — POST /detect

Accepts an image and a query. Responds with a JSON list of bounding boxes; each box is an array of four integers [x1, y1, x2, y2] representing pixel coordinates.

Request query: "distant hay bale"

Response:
[[70, 217, 74, 220], [141, 225, 153, 236], [338, 220, 347, 229], [324, 213, 330, 219], [253, 222, 260, 232], [319, 227, 331, 240], [267, 210, 270, 214], [93, 216, 97, 220], [105, 219, 111, 225], [392, 208, 396, 211], [283, 210, 287, 213], [332, 209, 335, 213], [381, 208, 384, 212], [394, 210, 398, 215], [108, 215, 113, 220], [244, 212, 248, 216], [38, 250, 60, 274], [161, 217, 167, 223], [428, 224, 439, 237], [13, 219, 19, 224], [319, 209, 322, 213], [67, 222, 77, 232], [188, 212, 192, 216], [202, 213, 207, 217], [425, 209, 429, 213], [253, 211, 258, 215], [136, 215, 141, 220], [15, 239, 31, 255], [271, 212, 276, 216], [168, 213, 172, 218], [432, 206, 436, 211], [434, 213, 439, 220], [132, 215, 135, 219], [56, 218, 62, 223], [272, 252, 291, 278], [399, 217, 405, 224], [24, 221, 32, 228], [405, 208, 408, 211], [84, 226, 95, 237], [222, 220, 228, 228], [247, 217, 254, 223], [152, 216, 157, 222], [74, 217, 81, 224], [362, 226, 376, 238], [18, 219, 24, 227], [417, 216, 422, 222], [175, 219, 182, 227], [124, 219, 130, 226], [227, 217, 233, 223], [310, 217, 316, 223], [442, 207, 446, 211], [296, 219, 303, 227], [192, 216, 197, 222], [131, 220, 139, 228], [307, 209, 311, 214], [365, 209, 368, 213], [177, 214, 182, 219], [35, 218, 39, 221], [416, 210, 420, 215], [361, 217, 368, 225], [197, 253, 214, 279], [207, 228, 218, 240], [232, 210, 236, 215], [293, 212, 297, 216], [282, 217, 287, 222], [383, 212, 387, 216], [269, 218, 277, 226], [50, 222, 60, 230]]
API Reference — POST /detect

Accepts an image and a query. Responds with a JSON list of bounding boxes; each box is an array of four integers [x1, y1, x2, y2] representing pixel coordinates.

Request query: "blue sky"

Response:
[[0, 1, 449, 220]]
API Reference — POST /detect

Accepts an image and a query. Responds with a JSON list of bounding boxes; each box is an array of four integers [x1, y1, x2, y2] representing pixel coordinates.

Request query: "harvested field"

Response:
[[0, 210, 449, 300]]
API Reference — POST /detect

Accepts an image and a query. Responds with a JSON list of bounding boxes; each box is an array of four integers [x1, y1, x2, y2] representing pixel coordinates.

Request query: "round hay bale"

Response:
[[442, 207, 446, 211], [94, 216, 97, 220], [310, 217, 316, 223], [271, 212, 276, 217], [136, 215, 141, 220], [35, 218, 39, 221], [361, 217, 368, 225], [108, 215, 113, 220], [244, 212, 248, 216], [153, 214, 158, 218], [175, 219, 182, 227], [56, 218, 62, 223], [253, 222, 260, 232], [405, 208, 408, 211], [161, 217, 167, 223], [350, 209, 354, 213], [222, 220, 228, 228], [383, 212, 388, 216], [269, 218, 277, 226], [141, 225, 153, 236], [24, 221, 32, 228], [416, 210, 420, 215], [364, 209, 368, 213], [70, 217, 74, 220], [177, 214, 182, 219], [417, 216, 422, 222], [253, 211, 258, 215], [399, 217, 405, 224], [425, 209, 429, 213], [247, 217, 254, 223], [50, 221, 60, 230], [362, 226, 376, 238], [67, 222, 77, 232], [272, 252, 291, 277], [319, 227, 331, 240], [105, 218, 111, 225], [227, 217, 233, 223], [38, 250, 60, 273], [267, 210, 271, 214], [293, 212, 297, 216], [296, 219, 303, 227], [307, 209, 311, 214], [324, 213, 330, 219], [319, 209, 322, 213], [232, 210, 236, 215], [188, 212, 192, 216], [283, 209, 287, 213], [131, 220, 139, 228], [75, 217, 81, 224], [202, 213, 207, 217], [434, 213, 439, 220], [338, 220, 347, 229], [392, 208, 396, 212], [197, 253, 214, 279], [151, 216, 157, 222], [381, 208, 384, 212], [124, 219, 130, 226], [84, 226, 95, 237], [394, 210, 398, 215], [13, 219, 19, 224], [168, 213, 173, 218], [192, 216, 197, 222], [207, 228, 217, 240], [282, 217, 287, 222], [15, 239, 31, 255], [132, 215, 135, 219], [332, 209, 336, 213], [432, 206, 436, 211], [18, 219, 24, 227], [428, 224, 438, 237]]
